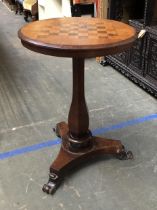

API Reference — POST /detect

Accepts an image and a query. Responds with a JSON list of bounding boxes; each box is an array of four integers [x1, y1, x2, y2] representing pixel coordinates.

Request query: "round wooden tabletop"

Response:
[[18, 17, 137, 58]]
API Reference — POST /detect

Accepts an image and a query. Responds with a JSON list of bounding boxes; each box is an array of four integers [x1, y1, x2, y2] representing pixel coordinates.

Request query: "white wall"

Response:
[[38, 0, 71, 20]]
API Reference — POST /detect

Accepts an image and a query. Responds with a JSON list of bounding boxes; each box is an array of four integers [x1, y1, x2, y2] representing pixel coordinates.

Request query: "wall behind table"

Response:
[[38, 0, 71, 20]]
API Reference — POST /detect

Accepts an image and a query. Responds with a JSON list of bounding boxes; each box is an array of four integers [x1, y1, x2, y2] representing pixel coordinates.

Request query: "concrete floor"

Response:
[[0, 2, 157, 210]]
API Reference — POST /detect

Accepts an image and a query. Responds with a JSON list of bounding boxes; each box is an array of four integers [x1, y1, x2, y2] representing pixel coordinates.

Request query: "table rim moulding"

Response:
[[18, 17, 137, 58]]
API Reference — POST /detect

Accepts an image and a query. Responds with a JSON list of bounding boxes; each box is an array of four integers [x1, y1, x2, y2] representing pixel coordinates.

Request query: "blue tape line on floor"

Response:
[[92, 113, 157, 135], [0, 139, 61, 160], [0, 113, 157, 160]]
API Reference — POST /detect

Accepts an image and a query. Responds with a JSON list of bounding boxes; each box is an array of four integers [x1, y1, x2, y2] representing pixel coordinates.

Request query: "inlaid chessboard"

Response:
[[37, 20, 117, 40], [18, 17, 136, 57], [19, 17, 135, 47]]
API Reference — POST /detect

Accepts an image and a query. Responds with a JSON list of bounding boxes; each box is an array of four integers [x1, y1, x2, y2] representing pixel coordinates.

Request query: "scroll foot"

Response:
[[117, 148, 133, 160], [53, 122, 69, 138], [42, 172, 62, 195], [53, 127, 61, 138]]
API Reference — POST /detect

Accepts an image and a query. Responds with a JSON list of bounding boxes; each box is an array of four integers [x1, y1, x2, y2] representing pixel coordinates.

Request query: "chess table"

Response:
[[18, 17, 137, 195]]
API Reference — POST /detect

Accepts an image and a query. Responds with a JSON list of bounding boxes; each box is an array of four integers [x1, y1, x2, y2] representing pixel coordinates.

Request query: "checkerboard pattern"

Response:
[[37, 20, 118, 40]]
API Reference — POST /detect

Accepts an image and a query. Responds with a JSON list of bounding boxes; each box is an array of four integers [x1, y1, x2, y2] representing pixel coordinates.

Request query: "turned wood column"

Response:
[[19, 17, 136, 195], [68, 57, 89, 139]]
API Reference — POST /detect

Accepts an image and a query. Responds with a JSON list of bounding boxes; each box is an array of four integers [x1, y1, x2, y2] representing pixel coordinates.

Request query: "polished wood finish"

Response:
[[18, 17, 136, 195], [18, 17, 136, 58], [68, 58, 89, 139]]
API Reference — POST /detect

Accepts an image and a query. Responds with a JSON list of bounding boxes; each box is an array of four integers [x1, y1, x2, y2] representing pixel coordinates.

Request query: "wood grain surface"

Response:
[[18, 17, 137, 57]]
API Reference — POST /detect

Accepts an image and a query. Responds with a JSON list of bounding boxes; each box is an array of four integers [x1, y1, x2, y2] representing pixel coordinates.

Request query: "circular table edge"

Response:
[[18, 20, 137, 58]]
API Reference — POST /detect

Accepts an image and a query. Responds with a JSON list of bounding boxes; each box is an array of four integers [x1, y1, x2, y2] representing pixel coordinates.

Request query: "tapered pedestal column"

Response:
[[42, 58, 133, 195]]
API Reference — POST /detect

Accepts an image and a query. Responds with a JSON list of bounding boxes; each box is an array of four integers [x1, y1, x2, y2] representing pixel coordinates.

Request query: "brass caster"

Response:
[[42, 172, 61, 195], [117, 150, 133, 160], [42, 182, 57, 195]]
